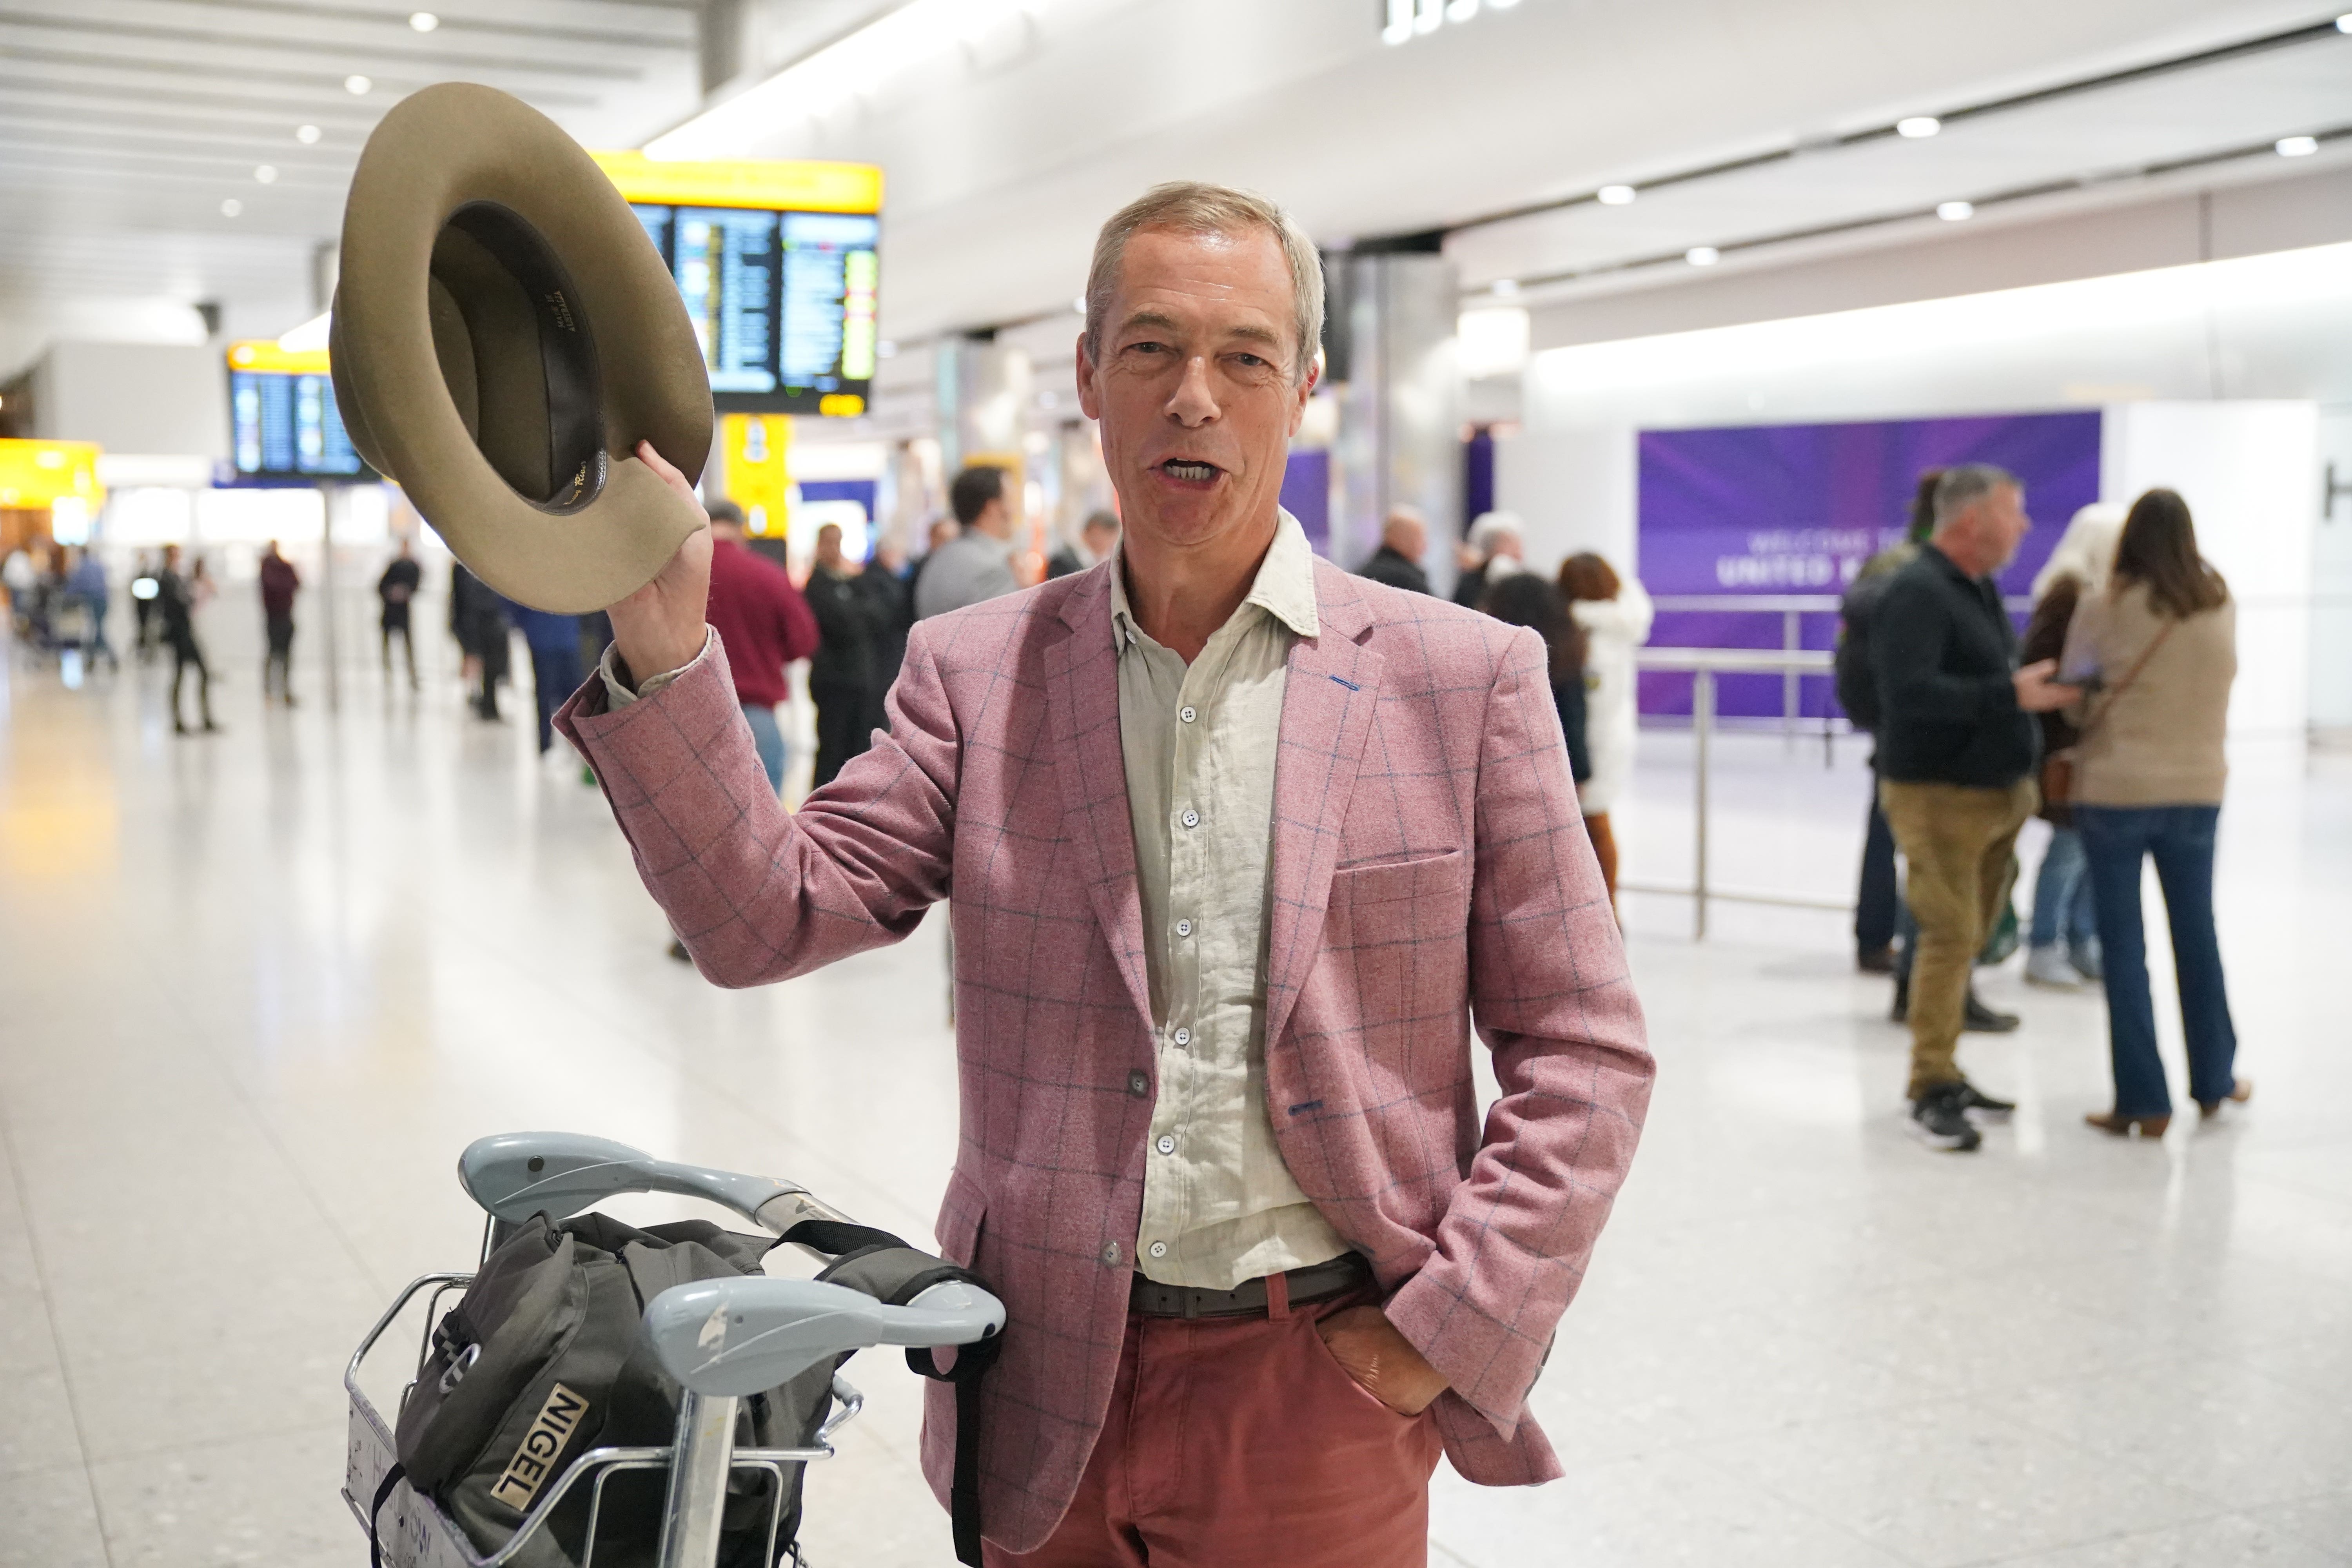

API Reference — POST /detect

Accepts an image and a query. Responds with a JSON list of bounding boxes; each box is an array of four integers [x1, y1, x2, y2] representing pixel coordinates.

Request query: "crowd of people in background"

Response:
[[4, 458, 2249, 1146]]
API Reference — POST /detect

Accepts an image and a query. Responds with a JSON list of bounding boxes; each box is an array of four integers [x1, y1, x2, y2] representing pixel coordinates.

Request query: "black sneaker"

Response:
[[1954, 1081, 2016, 1121], [1907, 1085, 1982, 1152]]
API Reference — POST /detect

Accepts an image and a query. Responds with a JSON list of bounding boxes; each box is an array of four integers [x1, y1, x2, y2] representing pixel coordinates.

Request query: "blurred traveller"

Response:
[[1356, 507, 1432, 595], [863, 535, 916, 702], [1451, 510, 1525, 608], [701, 498, 818, 795], [1560, 551, 1651, 907], [1481, 574, 1591, 785], [504, 600, 583, 755], [564, 180, 1651, 1565], [131, 550, 162, 660], [157, 544, 218, 735], [448, 561, 510, 720], [805, 521, 889, 789], [1047, 509, 1122, 580], [1873, 465, 2075, 1152], [65, 546, 117, 670], [1836, 469, 1940, 973], [258, 539, 300, 705], [377, 538, 423, 691], [2062, 489, 2245, 1138], [2019, 504, 2124, 989], [915, 464, 1020, 619]]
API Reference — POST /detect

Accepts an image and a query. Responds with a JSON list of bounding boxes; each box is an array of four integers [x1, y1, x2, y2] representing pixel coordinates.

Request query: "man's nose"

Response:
[[1164, 355, 1220, 426]]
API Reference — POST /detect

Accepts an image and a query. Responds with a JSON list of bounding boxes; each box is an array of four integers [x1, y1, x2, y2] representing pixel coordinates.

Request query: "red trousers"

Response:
[[987, 1286, 1444, 1568]]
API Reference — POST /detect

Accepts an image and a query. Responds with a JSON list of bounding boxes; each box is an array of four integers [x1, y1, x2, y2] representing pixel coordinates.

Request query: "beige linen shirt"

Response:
[[1111, 511, 1352, 1289]]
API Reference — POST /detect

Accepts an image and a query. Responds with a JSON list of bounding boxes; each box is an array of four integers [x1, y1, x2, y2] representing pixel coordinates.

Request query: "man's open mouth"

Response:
[[1158, 459, 1221, 484]]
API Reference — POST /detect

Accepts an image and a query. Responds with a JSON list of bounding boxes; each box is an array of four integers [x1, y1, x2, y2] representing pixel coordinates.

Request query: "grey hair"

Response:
[[1934, 464, 2020, 525], [1085, 181, 1324, 385]]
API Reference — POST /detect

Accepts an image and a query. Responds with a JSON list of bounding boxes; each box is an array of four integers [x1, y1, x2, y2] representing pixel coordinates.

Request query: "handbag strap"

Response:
[[2073, 617, 2176, 742]]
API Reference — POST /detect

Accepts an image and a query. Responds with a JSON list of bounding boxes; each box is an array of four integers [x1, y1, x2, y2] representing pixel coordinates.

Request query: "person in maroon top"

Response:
[[693, 498, 817, 793], [258, 539, 301, 706]]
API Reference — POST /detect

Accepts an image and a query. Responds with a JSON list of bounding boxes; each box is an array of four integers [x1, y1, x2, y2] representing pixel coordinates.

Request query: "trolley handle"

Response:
[[642, 1276, 1007, 1397], [457, 1132, 845, 1234]]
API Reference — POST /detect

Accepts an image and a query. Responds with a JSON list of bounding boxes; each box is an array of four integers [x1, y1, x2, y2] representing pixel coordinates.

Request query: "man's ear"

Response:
[[1285, 351, 1321, 438], [1074, 332, 1102, 422]]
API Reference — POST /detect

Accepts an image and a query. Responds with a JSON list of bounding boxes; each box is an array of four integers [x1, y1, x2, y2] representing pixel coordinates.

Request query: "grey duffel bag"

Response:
[[373, 1210, 996, 1568]]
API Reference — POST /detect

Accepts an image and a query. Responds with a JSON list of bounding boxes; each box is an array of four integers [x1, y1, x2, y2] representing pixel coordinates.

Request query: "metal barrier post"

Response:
[[1782, 608, 1798, 741], [1693, 668, 1712, 940]]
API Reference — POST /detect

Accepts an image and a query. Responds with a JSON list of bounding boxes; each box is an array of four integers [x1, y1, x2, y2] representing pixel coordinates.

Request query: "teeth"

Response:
[[1164, 461, 1216, 480]]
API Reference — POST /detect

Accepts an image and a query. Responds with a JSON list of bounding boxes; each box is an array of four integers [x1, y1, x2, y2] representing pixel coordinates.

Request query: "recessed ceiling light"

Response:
[[1685, 246, 1719, 266], [1937, 200, 1975, 221], [409, 11, 439, 31], [1597, 184, 1636, 206], [254, 165, 278, 184], [220, 198, 243, 217], [345, 74, 372, 95], [1897, 116, 1941, 139], [295, 124, 321, 144], [1492, 278, 1520, 297], [2276, 135, 2319, 158], [2338, 13, 2350, 31]]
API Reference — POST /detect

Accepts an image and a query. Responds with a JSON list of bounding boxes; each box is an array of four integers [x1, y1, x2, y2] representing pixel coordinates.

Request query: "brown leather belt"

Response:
[[1129, 1251, 1372, 1320]]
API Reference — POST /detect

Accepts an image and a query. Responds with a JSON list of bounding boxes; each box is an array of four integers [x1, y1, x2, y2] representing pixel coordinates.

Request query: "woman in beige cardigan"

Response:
[[2059, 489, 2247, 1138]]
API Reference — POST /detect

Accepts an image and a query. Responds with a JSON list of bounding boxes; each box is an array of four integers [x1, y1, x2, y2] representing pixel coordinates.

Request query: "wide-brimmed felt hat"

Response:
[[332, 82, 711, 613]]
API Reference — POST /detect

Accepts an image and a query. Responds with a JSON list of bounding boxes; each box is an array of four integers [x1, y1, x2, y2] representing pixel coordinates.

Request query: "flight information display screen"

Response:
[[225, 344, 367, 479], [632, 203, 879, 416]]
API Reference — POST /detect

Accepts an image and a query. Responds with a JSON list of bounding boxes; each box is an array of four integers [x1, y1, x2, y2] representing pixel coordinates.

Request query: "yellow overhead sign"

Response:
[[0, 439, 105, 511], [227, 339, 332, 375], [593, 152, 883, 214], [719, 413, 793, 537]]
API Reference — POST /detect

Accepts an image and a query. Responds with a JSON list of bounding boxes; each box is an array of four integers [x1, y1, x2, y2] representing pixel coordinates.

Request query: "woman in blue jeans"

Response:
[[2059, 489, 2248, 1138]]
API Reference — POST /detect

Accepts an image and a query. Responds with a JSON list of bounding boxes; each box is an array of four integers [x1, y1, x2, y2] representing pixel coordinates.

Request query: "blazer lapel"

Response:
[[1042, 566, 1156, 1033], [1261, 561, 1385, 1054]]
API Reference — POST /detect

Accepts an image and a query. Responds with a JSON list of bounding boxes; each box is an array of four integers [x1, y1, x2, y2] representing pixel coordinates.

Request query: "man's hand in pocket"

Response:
[[1316, 1306, 1449, 1416]]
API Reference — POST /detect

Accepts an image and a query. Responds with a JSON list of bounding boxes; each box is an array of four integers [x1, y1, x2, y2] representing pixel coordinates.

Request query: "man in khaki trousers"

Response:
[[1870, 466, 2075, 1151]]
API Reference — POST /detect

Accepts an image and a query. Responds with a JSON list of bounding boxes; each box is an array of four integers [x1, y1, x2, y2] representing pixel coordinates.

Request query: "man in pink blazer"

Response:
[[559, 183, 1652, 1566]]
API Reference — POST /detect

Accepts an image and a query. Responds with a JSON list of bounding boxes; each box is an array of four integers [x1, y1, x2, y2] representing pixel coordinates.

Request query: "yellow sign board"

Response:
[[227, 339, 332, 376], [0, 439, 105, 511], [719, 414, 793, 537], [592, 152, 883, 214]]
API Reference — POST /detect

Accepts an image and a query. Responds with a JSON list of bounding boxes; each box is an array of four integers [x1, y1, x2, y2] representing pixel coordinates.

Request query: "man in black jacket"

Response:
[[1355, 508, 1432, 595], [806, 522, 900, 789], [1872, 464, 2074, 1152]]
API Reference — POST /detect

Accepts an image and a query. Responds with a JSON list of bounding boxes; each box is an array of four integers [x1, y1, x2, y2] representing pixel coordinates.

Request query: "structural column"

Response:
[[1332, 250, 1462, 596]]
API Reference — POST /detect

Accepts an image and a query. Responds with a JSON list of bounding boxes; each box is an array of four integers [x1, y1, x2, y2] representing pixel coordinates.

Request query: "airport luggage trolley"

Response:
[[345, 1132, 1004, 1568]]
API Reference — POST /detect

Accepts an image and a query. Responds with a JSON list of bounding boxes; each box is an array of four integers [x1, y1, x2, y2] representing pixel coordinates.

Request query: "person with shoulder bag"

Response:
[[2019, 504, 2124, 989], [2055, 488, 2247, 1139]]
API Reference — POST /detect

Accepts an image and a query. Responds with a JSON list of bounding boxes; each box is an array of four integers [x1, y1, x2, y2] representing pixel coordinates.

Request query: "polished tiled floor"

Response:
[[2, 612, 2347, 1568]]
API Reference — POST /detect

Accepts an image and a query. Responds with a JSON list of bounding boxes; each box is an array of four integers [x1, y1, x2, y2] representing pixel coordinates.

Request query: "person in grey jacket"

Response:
[[914, 464, 1020, 620]]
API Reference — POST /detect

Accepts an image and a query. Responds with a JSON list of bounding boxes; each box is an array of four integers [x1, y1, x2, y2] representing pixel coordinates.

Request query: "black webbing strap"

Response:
[[368, 1462, 405, 1568], [784, 1219, 1004, 1566]]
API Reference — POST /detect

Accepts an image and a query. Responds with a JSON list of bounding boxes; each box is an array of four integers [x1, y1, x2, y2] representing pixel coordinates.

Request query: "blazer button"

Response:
[[1128, 1070, 1149, 1097], [1100, 1241, 1122, 1267]]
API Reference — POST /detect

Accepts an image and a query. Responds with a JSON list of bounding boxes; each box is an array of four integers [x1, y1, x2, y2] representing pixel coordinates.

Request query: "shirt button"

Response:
[[1148, 1241, 1169, 1259], [1101, 1241, 1123, 1267], [1175, 918, 1192, 938], [1156, 1134, 1176, 1155], [1181, 809, 1200, 829], [1179, 705, 1196, 723], [1172, 1027, 1191, 1047], [1128, 1070, 1150, 1097]]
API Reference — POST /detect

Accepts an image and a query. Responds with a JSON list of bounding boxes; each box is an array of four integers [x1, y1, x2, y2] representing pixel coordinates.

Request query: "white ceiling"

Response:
[[1, 0, 2345, 374]]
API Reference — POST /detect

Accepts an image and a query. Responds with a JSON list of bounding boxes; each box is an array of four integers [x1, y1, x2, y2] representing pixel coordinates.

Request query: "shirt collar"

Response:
[[1109, 508, 1321, 651]]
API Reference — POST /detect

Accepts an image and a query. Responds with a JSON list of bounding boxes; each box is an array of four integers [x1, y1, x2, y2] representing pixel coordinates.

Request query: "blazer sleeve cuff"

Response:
[[1382, 1261, 1542, 1441]]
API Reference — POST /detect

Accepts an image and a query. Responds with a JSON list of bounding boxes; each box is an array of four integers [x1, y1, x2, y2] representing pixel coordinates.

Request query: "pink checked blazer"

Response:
[[556, 557, 1653, 1553]]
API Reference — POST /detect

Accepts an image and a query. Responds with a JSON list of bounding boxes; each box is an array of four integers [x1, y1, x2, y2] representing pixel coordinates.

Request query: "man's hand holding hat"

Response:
[[607, 441, 714, 687]]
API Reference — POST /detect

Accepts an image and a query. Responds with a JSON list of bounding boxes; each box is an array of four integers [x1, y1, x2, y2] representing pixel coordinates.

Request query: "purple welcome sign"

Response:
[[1635, 412, 2102, 719]]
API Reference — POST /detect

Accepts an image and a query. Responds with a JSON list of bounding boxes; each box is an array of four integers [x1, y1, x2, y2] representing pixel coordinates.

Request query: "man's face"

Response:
[[815, 524, 844, 569], [1083, 520, 1120, 559], [1391, 518, 1426, 561], [1075, 225, 1314, 558], [1490, 532, 1523, 563], [1984, 485, 2030, 570]]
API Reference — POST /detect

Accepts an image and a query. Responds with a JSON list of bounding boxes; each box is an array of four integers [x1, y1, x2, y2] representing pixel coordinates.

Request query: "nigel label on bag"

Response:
[[490, 1383, 588, 1511]]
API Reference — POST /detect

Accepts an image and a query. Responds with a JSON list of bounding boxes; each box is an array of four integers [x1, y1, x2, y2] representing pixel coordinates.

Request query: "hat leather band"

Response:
[[443, 201, 607, 517]]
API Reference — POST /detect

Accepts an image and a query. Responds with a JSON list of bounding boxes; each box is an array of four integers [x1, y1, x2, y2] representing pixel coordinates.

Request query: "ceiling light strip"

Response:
[[1482, 125, 2352, 299], [1443, 15, 2351, 241]]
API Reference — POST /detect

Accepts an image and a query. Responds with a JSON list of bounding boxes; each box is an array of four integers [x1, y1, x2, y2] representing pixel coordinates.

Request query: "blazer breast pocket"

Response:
[[1326, 849, 1468, 954]]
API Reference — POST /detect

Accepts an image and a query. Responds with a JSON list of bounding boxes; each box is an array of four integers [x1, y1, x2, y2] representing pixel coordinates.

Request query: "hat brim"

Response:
[[334, 82, 712, 615]]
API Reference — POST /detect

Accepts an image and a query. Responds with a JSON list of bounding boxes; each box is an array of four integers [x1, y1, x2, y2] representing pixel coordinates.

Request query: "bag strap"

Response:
[[368, 1462, 405, 1568], [2074, 618, 2176, 743]]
